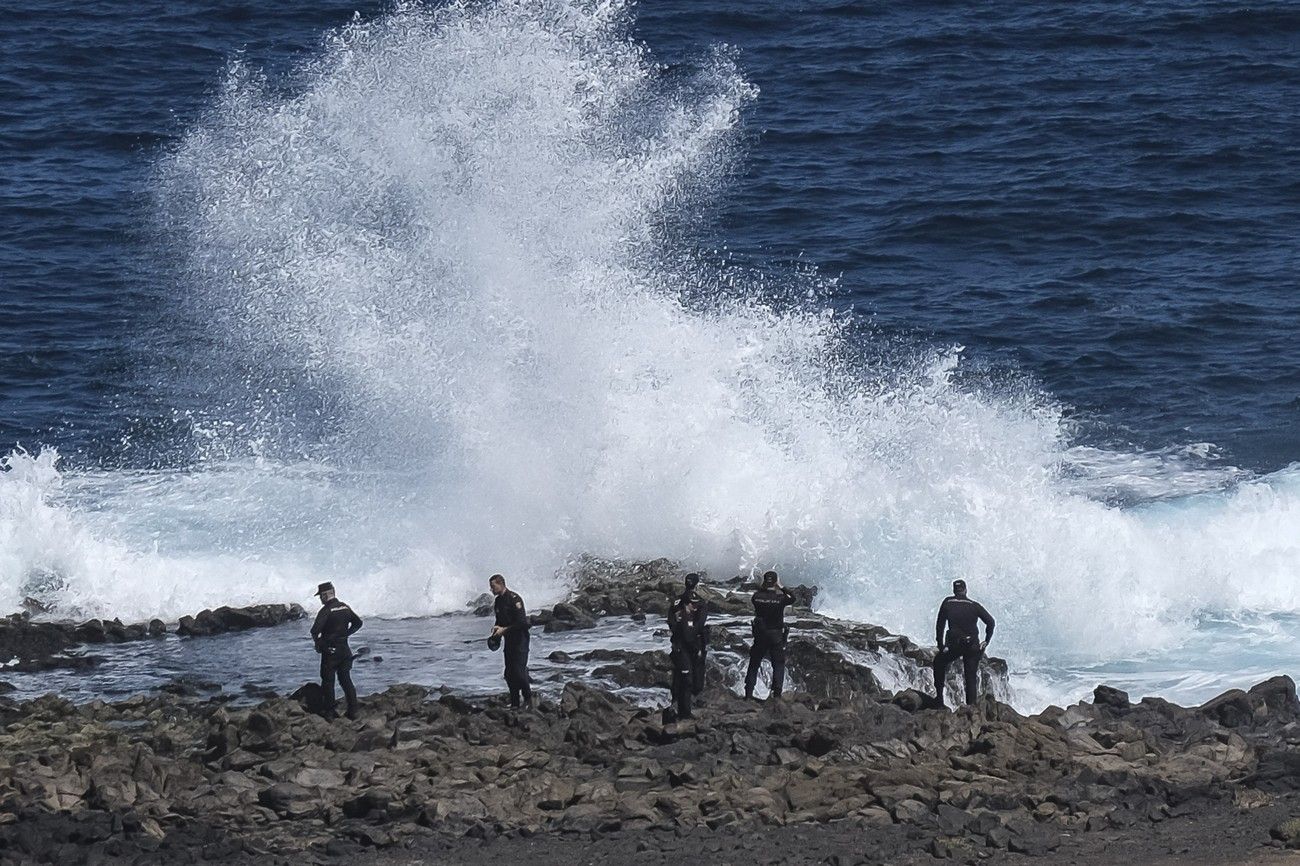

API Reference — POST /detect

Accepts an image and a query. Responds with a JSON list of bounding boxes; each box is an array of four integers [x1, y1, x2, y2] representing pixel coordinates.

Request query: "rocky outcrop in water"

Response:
[[0, 604, 306, 674], [557, 556, 1012, 707], [0, 616, 86, 672], [176, 604, 307, 638]]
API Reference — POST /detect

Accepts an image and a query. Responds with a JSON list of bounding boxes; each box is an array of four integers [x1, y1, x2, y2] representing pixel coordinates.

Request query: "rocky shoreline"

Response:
[[2, 563, 1299, 864]]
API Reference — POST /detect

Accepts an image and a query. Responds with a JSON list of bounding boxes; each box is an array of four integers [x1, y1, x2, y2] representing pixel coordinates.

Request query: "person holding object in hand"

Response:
[[932, 579, 995, 706], [674, 573, 709, 700], [489, 573, 532, 708], [744, 570, 794, 701], [667, 582, 706, 720]]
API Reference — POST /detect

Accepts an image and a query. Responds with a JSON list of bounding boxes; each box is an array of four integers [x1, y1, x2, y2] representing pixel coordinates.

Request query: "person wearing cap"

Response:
[[666, 575, 707, 720], [744, 570, 795, 701], [310, 582, 363, 720], [932, 579, 995, 706], [671, 573, 709, 699], [489, 574, 532, 708]]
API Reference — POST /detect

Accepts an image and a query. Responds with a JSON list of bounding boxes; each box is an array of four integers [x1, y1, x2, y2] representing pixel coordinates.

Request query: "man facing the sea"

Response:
[[745, 570, 794, 701], [489, 573, 533, 708], [932, 579, 995, 706]]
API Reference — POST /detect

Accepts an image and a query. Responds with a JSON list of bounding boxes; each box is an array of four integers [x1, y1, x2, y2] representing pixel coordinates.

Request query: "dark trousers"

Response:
[[320, 647, 358, 716], [670, 640, 704, 716], [689, 645, 706, 695], [744, 627, 786, 698], [504, 632, 532, 706], [934, 641, 983, 705], [670, 646, 698, 718]]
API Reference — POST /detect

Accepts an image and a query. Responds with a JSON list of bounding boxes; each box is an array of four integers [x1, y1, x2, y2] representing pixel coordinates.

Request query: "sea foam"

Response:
[[2, 0, 1298, 709]]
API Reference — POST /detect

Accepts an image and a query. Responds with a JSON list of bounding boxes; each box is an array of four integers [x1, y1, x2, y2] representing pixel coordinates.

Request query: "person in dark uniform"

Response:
[[932, 579, 995, 706], [667, 586, 706, 719], [489, 573, 532, 708], [671, 573, 709, 698], [310, 581, 363, 720], [744, 570, 794, 701]]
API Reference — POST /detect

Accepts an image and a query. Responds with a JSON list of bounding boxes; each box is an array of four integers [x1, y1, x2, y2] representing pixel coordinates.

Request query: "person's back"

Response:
[[932, 579, 994, 706], [745, 571, 794, 701], [751, 586, 792, 631], [936, 594, 993, 647], [314, 598, 362, 650]]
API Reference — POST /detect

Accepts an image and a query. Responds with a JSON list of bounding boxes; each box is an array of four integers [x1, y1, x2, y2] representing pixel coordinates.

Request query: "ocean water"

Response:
[[2, 0, 1299, 710]]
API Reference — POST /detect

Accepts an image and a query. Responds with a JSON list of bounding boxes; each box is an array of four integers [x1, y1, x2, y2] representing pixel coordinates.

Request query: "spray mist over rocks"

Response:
[[1, 0, 1298, 706]]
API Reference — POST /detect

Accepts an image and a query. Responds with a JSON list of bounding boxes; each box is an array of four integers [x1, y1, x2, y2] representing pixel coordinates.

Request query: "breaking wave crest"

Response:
[[2, 0, 1298, 705]]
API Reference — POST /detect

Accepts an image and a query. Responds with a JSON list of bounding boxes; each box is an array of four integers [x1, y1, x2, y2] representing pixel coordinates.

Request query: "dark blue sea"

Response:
[[2, 0, 1299, 710]]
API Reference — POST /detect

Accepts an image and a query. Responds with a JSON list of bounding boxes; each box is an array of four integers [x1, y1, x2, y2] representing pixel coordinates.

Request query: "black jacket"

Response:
[[935, 595, 995, 648], [494, 590, 530, 636], [312, 599, 363, 653], [751, 586, 794, 632], [668, 596, 706, 651]]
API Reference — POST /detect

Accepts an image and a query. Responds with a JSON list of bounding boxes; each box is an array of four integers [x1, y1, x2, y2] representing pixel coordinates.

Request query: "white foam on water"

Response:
[[2, 0, 1298, 709]]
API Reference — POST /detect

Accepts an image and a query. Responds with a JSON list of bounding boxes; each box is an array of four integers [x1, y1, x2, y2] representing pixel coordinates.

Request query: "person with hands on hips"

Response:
[[932, 579, 995, 707]]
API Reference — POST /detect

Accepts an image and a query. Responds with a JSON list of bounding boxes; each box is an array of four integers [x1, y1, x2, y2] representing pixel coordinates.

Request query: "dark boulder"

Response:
[[1270, 817, 1300, 849], [0, 618, 77, 666], [468, 593, 494, 616], [592, 653, 670, 690], [1246, 676, 1300, 722], [785, 639, 884, 702], [892, 689, 940, 712], [1196, 676, 1298, 729], [1093, 684, 1130, 709], [1241, 748, 1300, 790], [343, 789, 393, 819], [291, 682, 329, 715], [786, 584, 818, 609], [545, 603, 597, 632]]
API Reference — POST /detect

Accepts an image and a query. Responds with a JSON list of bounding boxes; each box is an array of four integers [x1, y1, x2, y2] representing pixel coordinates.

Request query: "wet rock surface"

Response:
[[175, 604, 307, 638], [1, 670, 1299, 864], [3, 563, 1299, 864], [557, 556, 1012, 705], [0, 615, 92, 673]]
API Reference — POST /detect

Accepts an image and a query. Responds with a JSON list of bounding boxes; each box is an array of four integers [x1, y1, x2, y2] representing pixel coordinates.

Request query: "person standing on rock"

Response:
[[489, 573, 533, 708], [667, 583, 706, 720], [673, 573, 709, 699], [311, 582, 363, 720], [932, 579, 995, 706], [744, 570, 794, 701]]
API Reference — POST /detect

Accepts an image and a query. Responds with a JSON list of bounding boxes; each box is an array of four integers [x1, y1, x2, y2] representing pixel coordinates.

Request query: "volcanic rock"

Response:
[[177, 604, 306, 637]]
